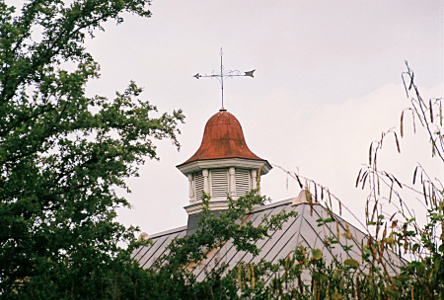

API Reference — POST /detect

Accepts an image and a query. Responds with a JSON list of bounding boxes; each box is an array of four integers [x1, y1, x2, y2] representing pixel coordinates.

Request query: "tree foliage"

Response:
[[0, 0, 184, 298]]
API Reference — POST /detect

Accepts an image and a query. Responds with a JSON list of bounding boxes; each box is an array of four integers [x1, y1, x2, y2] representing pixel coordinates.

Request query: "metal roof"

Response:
[[177, 110, 268, 167], [133, 198, 405, 281]]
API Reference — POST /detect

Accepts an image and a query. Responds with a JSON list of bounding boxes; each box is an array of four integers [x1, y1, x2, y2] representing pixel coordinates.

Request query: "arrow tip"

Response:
[[245, 69, 255, 78]]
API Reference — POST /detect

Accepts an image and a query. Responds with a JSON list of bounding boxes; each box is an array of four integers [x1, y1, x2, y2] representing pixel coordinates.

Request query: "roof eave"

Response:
[[176, 157, 272, 176]]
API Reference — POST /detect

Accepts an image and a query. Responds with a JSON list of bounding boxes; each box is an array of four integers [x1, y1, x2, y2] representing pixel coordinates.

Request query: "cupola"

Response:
[[177, 109, 271, 232]]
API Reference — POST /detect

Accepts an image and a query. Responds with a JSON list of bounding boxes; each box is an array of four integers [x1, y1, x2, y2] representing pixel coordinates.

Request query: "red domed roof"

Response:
[[179, 110, 265, 165]]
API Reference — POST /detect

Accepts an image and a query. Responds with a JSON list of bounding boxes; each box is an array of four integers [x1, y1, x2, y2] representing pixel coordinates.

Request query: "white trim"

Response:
[[184, 199, 231, 215], [177, 158, 272, 176], [229, 167, 236, 196], [188, 174, 195, 203], [251, 169, 257, 190], [202, 169, 209, 194]]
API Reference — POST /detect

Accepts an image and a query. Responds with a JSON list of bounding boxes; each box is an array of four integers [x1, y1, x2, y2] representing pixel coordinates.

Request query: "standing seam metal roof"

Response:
[[133, 199, 405, 281]]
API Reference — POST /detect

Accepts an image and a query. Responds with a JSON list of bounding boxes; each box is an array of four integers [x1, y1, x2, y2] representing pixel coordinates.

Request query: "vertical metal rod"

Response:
[[220, 48, 224, 110]]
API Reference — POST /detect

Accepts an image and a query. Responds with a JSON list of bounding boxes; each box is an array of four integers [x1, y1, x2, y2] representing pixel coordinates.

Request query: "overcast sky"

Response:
[[80, 1, 444, 235]]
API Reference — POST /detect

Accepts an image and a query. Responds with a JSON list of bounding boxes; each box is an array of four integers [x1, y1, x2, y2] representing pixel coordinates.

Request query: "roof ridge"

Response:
[[249, 196, 321, 214], [147, 225, 187, 239]]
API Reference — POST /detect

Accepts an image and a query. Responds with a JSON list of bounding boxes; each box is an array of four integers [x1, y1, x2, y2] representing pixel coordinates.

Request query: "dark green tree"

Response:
[[0, 0, 184, 298]]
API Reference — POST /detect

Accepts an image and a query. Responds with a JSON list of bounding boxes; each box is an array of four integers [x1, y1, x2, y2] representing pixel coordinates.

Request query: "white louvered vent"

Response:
[[194, 173, 204, 201], [236, 169, 251, 196], [211, 169, 228, 198]]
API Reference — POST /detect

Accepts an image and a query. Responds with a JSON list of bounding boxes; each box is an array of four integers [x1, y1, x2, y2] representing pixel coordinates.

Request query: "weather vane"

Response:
[[193, 48, 255, 111]]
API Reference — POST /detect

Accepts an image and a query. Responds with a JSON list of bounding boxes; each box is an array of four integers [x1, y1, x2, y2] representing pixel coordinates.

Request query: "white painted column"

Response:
[[188, 174, 195, 203], [229, 167, 236, 197], [202, 169, 209, 196], [251, 170, 258, 192]]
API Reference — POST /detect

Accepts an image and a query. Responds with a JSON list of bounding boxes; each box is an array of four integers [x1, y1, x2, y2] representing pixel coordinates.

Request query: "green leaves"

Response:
[[164, 191, 296, 268], [311, 248, 322, 261], [343, 259, 359, 269], [0, 1, 185, 298]]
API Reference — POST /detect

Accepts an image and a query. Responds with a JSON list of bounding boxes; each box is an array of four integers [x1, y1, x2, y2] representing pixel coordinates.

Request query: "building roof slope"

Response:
[[132, 199, 405, 281]]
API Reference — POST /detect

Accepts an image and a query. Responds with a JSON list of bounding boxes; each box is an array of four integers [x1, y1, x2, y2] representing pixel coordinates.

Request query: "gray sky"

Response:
[[81, 1, 444, 235]]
